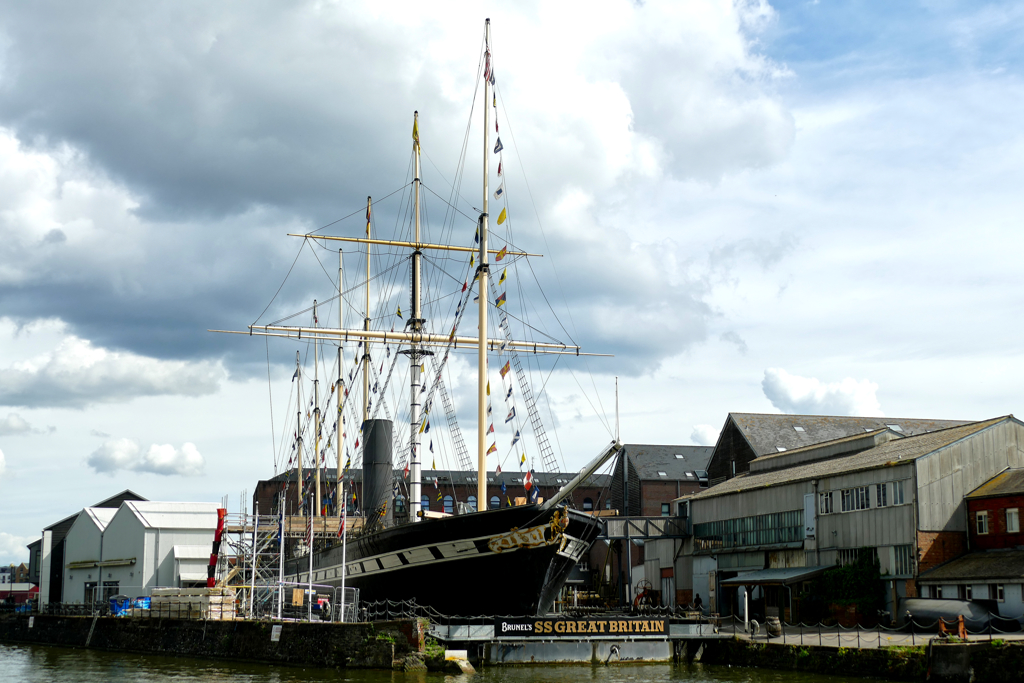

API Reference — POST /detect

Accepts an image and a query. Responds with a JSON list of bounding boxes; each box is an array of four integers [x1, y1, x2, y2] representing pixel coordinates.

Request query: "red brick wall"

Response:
[[639, 481, 702, 516], [967, 495, 1024, 550], [917, 530, 968, 574]]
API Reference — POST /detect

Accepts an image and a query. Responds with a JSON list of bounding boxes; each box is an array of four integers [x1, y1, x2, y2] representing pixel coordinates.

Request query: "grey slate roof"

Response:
[[624, 444, 713, 481], [728, 413, 972, 457], [967, 468, 1024, 500], [690, 418, 1006, 501], [918, 550, 1024, 583]]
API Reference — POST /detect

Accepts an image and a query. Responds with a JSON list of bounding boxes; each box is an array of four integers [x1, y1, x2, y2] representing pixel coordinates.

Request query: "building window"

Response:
[[893, 480, 905, 505], [606, 499, 612, 509], [819, 492, 834, 515], [977, 510, 989, 535], [490, 496, 500, 510], [841, 489, 853, 512], [840, 488, 870, 512], [583, 497, 593, 511], [892, 545, 914, 576], [876, 483, 888, 508], [395, 495, 406, 513], [990, 584, 1005, 602], [661, 503, 670, 517], [958, 585, 973, 600], [730, 461, 736, 477], [467, 496, 477, 511], [693, 509, 804, 550], [1007, 508, 1020, 533], [837, 548, 871, 566], [443, 495, 454, 514], [421, 494, 430, 512]]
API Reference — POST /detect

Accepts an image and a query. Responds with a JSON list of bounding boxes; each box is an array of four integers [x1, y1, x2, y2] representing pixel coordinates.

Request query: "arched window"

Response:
[[583, 497, 594, 511], [443, 495, 454, 514], [395, 494, 406, 513], [421, 494, 430, 512], [490, 496, 500, 510], [467, 496, 477, 511]]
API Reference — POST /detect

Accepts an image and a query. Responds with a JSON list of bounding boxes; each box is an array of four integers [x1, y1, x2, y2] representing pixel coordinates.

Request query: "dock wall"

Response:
[[700, 638, 1024, 683], [0, 614, 420, 669]]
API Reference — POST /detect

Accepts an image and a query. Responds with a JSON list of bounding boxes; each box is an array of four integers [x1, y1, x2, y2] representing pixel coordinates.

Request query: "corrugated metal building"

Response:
[[676, 415, 1024, 621]]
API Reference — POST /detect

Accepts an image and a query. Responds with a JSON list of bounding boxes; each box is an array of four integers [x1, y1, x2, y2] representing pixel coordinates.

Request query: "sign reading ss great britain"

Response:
[[495, 617, 670, 638]]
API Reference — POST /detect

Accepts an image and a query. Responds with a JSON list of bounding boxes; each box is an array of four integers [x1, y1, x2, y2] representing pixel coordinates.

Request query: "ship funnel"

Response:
[[362, 419, 394, 526]]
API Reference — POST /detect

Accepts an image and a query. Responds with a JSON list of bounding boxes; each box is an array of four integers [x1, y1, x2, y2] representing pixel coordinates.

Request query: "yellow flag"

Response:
[[496, 246, 507, 261], [487, 381, 490, 396], [470, 254, 475, 267], [412, 119, 419, 146], [520, 453, 526, 465], [497, 207, 507, 225], [499, 268, 506, 285], [487, 443, 497, 455]]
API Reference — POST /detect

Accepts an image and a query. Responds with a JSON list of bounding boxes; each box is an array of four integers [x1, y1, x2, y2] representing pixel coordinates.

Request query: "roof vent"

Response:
[[793, 426, 805, 432], [776, 446, 787, 452], [886, 424, 904, 432]]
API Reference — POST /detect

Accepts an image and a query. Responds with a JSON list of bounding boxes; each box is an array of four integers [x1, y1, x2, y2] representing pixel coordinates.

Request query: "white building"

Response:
[[62, 507, 117, 604], [63, 501, 221, 602]]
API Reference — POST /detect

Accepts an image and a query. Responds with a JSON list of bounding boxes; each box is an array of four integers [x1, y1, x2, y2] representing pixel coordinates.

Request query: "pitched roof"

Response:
[[918, 550, 1024, 583], [967, 468, 1024, 500], [727, 413, 972, 457], [690, 418, 1007, 501], [82, 507, 117, 532], [120, 501, 221, 530], [624, 444, 713, 480]]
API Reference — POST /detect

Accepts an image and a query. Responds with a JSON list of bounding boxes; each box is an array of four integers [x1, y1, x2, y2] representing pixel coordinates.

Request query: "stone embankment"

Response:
[[0, 613, 422, 669], [699, 637, 1024, 683]]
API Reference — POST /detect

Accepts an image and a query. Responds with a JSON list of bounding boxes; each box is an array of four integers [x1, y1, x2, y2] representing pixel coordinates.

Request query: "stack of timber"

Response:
[[151, 587, 237, 620]]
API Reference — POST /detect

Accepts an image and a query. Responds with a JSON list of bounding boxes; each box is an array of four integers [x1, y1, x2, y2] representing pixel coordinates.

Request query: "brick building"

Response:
[[965, 468, 1024, 550]]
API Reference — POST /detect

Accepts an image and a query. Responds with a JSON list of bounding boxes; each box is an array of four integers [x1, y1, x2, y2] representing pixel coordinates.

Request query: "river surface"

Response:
[[0, 643, 900, 683]]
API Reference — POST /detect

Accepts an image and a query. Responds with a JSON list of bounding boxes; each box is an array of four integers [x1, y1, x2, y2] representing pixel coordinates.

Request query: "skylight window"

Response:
[[886, 424, 904, 432], [776, 446, 787, 452], [674, 454, 685, 459], [793, 426, 805, 432], [657, 471, 668, 477], [864, 428, 874, 432]]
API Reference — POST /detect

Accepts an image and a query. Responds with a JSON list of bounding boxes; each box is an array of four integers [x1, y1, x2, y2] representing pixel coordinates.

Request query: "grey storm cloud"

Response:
[[0, 2, 795, 380]]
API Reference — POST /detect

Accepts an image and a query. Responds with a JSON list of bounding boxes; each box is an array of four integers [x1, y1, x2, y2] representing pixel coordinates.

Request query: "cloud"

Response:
[[690, 424, 720, 446], [87, 438, 205, 476], [719, 331, 749, 355], [762, 368, 882, 416], [0, 531, 33, 563], [0, 413, 36, 435], [0, 331, 225, 408], [90, 429, 111, 438], [0, 448, 5, 478]]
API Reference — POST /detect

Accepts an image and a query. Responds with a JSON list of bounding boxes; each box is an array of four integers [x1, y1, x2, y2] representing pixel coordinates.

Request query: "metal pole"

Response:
[[296, 353, 302, 519], [477, 18, 491, 511], [339, 481, 347, 622], [248, 501, 258, 618], [278, 493, 284, 620]]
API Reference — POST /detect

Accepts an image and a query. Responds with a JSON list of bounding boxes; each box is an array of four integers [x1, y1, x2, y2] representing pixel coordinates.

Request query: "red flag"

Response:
[[462, 280, 468, 292], [524, 470, 533, 491]]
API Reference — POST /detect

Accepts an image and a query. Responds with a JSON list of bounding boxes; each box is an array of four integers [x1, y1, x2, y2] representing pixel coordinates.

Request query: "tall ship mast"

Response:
[[220, 19, 621, 617]]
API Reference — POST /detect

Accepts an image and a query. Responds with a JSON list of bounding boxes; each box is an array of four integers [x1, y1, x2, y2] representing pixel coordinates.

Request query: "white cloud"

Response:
[[87, 438, 205, 476], [0, 531, 32, 564], [0, 413, 54, 435], [690, 424, 720, 446], [0, 448, 6, 478], [762, 368, 882, 417], [0, 324, 225, 408]]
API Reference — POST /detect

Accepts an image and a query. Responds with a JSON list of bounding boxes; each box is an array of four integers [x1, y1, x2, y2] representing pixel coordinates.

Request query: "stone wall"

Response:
[[0, 614, 419, 669]]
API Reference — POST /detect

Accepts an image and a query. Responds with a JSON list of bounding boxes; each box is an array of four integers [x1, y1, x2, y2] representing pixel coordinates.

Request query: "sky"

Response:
[[2, 0, 1023, 564]]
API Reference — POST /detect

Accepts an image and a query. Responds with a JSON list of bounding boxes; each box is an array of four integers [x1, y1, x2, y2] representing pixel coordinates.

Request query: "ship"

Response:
[[224, 19, 621, 618]]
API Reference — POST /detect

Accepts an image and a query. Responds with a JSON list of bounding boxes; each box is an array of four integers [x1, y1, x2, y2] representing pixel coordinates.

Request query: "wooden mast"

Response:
[[477, 18, 492, 511], [314, 300, 321, 519], [409, 111, 423, 522], [337, 249, 345, 512], [295, 351, 303, 518], [363, 197, 371, 427]]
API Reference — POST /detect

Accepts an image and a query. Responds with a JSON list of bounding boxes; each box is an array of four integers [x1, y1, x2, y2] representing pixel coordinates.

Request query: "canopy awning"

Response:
[[720, 566, 828, 587]]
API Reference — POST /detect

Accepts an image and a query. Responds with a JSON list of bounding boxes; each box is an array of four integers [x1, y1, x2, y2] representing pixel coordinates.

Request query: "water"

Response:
[[0, 643, 896, 683]]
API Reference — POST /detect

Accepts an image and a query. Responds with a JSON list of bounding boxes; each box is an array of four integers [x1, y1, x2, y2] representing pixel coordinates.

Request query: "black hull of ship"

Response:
[[288, 505, 601, 617]]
